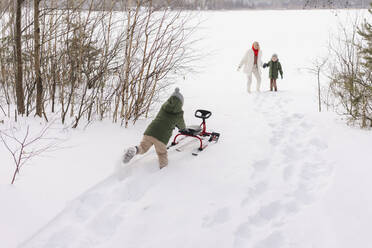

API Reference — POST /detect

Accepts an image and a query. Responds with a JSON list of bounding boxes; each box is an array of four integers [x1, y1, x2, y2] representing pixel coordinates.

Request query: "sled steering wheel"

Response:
[[195, 109, 211, 120]]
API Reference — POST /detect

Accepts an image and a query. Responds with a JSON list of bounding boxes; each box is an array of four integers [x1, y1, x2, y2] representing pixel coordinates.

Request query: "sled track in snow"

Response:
[[18, 151, 162, 248]]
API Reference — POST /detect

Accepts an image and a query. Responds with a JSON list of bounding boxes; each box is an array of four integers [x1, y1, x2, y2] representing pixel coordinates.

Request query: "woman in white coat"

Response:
[[237, 41, 263, 93]]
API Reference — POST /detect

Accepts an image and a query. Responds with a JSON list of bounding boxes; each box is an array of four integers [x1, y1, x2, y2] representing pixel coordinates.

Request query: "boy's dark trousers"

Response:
[[270, 78, 277, 91]]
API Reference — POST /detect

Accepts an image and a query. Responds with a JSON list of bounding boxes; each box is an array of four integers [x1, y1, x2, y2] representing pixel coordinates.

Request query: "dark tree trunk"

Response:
[[34, 0, 43, 117], [15, 0, 25, 115]]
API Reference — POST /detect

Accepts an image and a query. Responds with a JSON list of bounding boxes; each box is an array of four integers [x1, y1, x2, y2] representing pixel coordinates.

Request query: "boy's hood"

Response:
[[162, 96, 183, 114]]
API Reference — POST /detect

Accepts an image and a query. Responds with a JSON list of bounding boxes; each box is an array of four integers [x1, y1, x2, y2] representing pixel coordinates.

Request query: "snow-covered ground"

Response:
[[1, 9, 372, 248]]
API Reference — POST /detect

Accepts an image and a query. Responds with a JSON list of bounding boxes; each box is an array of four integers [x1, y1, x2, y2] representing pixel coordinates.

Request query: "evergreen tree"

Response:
[[358, 5, 372, 71], [356, 3, 372, 127]]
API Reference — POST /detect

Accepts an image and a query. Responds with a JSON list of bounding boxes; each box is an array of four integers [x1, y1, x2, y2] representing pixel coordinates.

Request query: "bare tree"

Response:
[[0, 120, 61, 184], [307, 57, 328, 112]]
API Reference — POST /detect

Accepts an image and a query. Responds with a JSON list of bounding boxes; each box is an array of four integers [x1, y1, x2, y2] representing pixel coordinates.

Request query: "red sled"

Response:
[[171, 109, 220, 151]]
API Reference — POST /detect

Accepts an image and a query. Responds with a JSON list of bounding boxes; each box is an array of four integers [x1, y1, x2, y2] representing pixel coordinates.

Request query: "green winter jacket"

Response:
[[266, 60, 283, 79], [144, 96, 186, 145]]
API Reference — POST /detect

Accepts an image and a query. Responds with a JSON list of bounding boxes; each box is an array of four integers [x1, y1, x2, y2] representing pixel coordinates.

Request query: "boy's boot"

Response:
[[123, 146, 138, 163]]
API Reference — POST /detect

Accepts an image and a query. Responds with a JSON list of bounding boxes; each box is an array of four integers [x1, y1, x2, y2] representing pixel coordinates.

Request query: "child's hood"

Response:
[[162, 96, 183, 114]]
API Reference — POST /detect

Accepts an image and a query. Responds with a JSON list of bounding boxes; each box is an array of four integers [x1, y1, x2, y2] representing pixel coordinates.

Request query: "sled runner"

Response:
[[169, 109, 220, 154]]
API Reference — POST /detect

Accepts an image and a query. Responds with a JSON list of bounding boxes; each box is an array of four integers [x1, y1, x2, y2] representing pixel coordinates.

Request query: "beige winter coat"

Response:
[[238, 49, 263, 75]]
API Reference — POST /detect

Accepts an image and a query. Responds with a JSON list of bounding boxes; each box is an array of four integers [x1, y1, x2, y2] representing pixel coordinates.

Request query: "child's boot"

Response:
[[123, 146, 138, 163]]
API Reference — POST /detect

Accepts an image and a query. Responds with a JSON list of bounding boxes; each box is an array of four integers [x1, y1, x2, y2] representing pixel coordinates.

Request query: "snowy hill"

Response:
[[18, 92, 335, 248], [1, 9, 372, 248]]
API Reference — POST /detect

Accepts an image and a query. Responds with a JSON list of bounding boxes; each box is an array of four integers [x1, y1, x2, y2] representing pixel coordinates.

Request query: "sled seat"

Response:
[[179, 125, 202, 135]]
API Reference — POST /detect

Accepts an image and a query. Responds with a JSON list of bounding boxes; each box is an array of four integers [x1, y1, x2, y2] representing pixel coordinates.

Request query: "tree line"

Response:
[[2, 0, 368, 12], [40, 0, 371, 10], [0, 0, 198, 128]]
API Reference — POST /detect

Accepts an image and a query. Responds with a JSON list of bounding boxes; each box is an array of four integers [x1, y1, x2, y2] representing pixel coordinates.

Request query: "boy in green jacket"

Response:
[[263, 54, 283, 92], [123, 88, 186, 169]]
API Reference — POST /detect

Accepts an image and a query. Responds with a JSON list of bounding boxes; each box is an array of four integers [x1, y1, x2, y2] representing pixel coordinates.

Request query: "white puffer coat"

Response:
[[238, 49, 263, 75]]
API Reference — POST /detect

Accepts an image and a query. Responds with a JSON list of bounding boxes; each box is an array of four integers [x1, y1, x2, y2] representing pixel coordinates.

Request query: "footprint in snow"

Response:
[[249, 201, 282, 227], [283, 164, 295, 182], [308, 137, 328, 151], [241, 181, 268, 207], [87, 206, 123, 237], [288, 129, 303, 139], [300, 120, 314, 130], [254, 231, 286, 248], [292, 113, 304, 119], [281, 146, 307, 162], [252, 159, 271, 172], [281, 115, 292, 124], [202, 207, 230, 228], [291, 180, 319, 205], [267, 122, 276, 128], [269, 133, 283, 146], [281, 113, 304, 126], [75, 237, 98, 248], [234, 222, 252, 248], [72, 192, 107, 221], [283, 201, 301, 215], [113, 178, 152, 202], [44, 226, 79, 248]]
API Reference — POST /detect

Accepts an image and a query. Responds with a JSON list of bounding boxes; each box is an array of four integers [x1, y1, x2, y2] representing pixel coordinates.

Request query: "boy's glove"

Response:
[[263, 63, 268, 68], [281, 74, 283, 79]]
